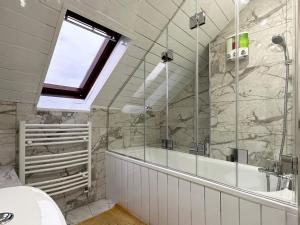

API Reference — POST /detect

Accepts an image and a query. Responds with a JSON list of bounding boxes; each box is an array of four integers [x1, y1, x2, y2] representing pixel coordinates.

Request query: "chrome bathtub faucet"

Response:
[[161, 139, 174, 150], [189, 142, 210, 156], [0, 212, 14, 225], [258, 155, 298, 192]]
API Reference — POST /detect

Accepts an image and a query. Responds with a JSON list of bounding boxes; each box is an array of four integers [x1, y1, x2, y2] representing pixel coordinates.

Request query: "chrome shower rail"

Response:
[[19, 122, 92, 196]]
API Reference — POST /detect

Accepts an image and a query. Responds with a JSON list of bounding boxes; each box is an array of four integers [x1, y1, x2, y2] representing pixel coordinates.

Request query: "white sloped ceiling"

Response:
[[106, 0, 235, 111], [0, 0, 235, 108]]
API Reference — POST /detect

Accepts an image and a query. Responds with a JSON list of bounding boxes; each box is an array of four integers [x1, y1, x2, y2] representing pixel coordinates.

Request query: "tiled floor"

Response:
[[65, 199, 115, 225]]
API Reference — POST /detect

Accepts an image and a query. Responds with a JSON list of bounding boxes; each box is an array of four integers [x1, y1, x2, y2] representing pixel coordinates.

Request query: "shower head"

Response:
[[272, 35, 286, 47], [272, 34, 289, 61]]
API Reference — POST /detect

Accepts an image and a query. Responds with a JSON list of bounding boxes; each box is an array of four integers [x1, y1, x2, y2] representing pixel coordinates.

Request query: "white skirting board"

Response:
[[105, 152, 298, 225]]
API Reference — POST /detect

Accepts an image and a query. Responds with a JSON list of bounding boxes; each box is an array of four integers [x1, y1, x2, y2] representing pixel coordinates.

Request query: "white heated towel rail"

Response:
[[19, 121, 92, 196]]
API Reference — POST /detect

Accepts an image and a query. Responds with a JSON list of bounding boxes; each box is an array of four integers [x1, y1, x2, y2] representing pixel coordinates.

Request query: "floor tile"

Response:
[[88, 199, 115, 216], [65, 205, 92, 225]]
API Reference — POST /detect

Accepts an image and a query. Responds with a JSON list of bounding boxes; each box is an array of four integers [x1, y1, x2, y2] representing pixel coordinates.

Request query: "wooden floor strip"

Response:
[[77, 204, 146, 225]]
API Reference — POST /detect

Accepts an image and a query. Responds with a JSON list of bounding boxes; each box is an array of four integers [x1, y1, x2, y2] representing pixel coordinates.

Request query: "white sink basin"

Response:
[[0, 186, 66, 225]]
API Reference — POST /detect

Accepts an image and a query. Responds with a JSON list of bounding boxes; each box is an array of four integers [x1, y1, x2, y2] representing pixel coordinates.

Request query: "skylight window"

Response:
[[44, 21, 105, 88], [42, 10, 121, 99]]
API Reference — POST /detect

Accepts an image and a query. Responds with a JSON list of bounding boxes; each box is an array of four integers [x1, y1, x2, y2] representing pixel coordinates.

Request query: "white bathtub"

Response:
[[111, 146, 295, 203]]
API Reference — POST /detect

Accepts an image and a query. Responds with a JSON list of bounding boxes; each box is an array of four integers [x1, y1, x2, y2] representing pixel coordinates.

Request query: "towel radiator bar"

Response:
[[19, 121, 92, 196]]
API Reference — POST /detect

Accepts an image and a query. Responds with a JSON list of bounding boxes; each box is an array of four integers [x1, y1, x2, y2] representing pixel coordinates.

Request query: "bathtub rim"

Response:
[[106, 150, 297, 215]]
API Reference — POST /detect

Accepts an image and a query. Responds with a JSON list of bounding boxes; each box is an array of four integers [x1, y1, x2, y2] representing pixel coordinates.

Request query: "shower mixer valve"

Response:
[[258, 155, 298, 176]]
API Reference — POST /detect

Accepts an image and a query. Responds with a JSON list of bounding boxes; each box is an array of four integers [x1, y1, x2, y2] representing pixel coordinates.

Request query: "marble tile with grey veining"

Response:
[[209, 0, 295, 168], [0, 165, 21, 188], [0, 101, 17, 166], [13, 102, 108, 213]]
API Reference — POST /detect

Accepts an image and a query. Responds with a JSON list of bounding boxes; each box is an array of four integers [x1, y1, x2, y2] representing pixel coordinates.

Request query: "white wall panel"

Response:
[[149, 169, 158, 225], [0, 24, 50, 54], [214, 0, 235, 21], [0, 0, 233, 108], [141, 167, 150, 224], [262, 206, 286, 225], [0, 7, 55, 41], [110, 157, 117, 203], [146, 0, 177, 19], [287, 213, 297, 225], [172, 10, 210, 45], [121, 160, 128, 208], [0, 89, 36, 103], [0, 74, 39, 92], [205, 188, 220, 225], [127, 162, 135, 213], [106, 153, 298, 225], [39, 0, 62, 11], [197, 0, 229, 30], [240, 199, 260, 225], [221, 193, 239, 225], [179, 179, 191, 225], [135, 16, 160, 41], [191, 183, 205, 225], [158, 172, 168, 225], [137, 1, 168, 30], [81, 0, 138, 33], [0, 42, 47, 74], [0, 0, 59, 27], [115, 158, 122, 203], [167, 175, 178, 225], [133, 164, 142, 217], [105, 154, 112, 200]]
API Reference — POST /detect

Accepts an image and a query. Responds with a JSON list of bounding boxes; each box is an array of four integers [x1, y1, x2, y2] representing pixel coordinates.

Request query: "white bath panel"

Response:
[[127, 162, 134, 213], [133, 164, 142, 217], [221, 193, 239, 225], [141, 167, 150, 224], [149, 169, 158, 225], [106, 155, 115, 201], [105, 154, 111, 200], [205, 188, 221, 225], [262, 206, 286, 225], [179, 179, 191, 225], [191, 183, 205, 225], [115, 158, 122, 203], [287, 213, 297, 225], [106, 153, 297, 225], [158, 172, 167, 225], [111, 157, 118, 203], [240, 199, 260, 225], [121, 160, 128, 208], [167, 175, 179, 225]]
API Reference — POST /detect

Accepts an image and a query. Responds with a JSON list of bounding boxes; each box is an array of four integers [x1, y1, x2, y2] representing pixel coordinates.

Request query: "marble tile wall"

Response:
[[209, 0, 295, 167], [107, 107, 161, 152], [160, 69, 210, 152], [106, 72, 210, 154], [0, 101, 108, 213], [0, 101, 16, 166]]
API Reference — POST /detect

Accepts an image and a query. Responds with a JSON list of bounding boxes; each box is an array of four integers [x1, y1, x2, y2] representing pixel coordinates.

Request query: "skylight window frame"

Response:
[[41, 10, 121, 99]]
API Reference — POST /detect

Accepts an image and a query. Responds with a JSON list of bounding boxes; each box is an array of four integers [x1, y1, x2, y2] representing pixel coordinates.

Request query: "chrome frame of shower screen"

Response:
[[296, 0, 300, 218]]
